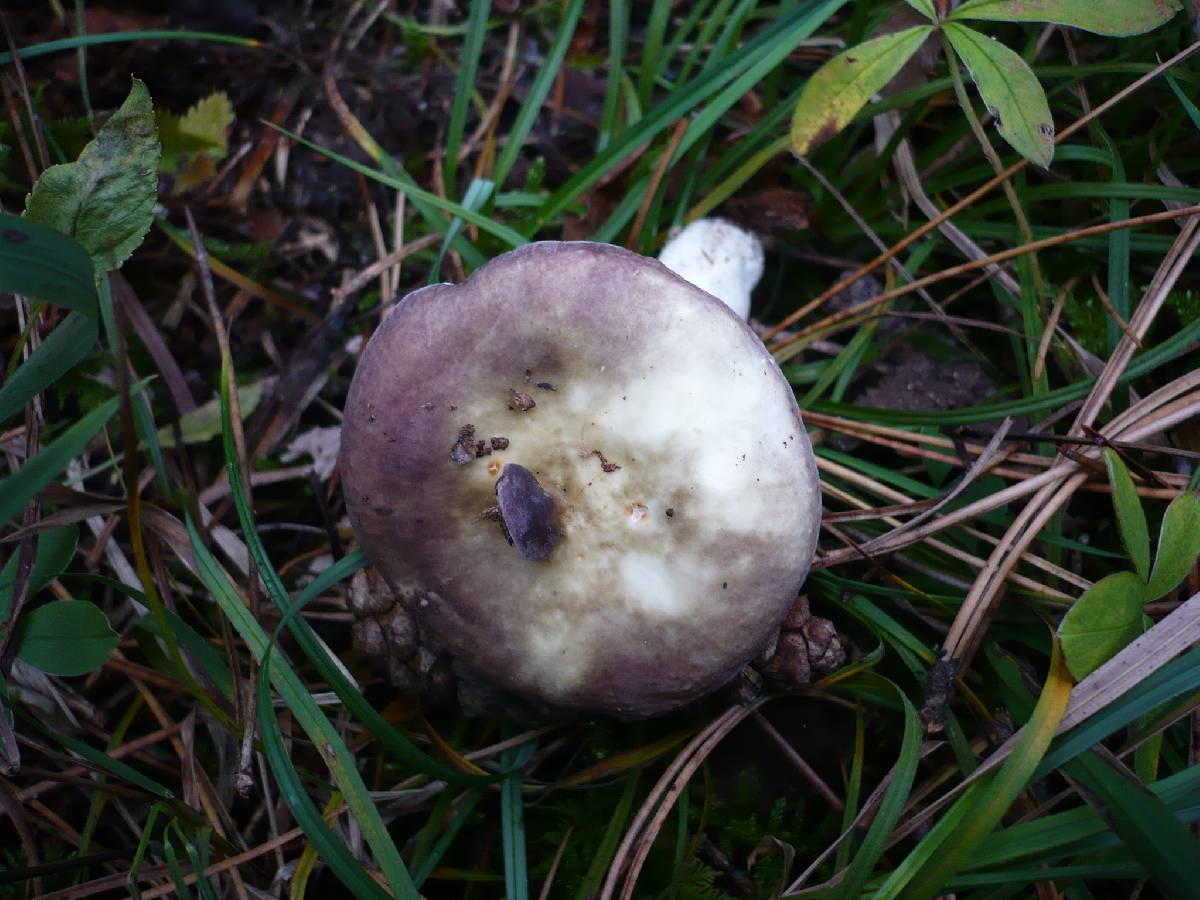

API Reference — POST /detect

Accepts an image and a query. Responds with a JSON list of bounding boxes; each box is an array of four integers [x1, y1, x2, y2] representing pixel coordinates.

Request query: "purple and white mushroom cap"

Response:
[[340, 241, 820, 717]]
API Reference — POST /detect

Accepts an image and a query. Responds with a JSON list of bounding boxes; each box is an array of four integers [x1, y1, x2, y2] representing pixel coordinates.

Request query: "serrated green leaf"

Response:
[[903, 0, 937, 20], [950, 0, 1180, 36], [944, 22, 1054, 167], [1058, 571, 1146, 681], [0, 212, 98, 313], [0, 313, 99, 427], [790, 25, 933, 156], [15, 599, 119, 676], [0, 394, 121, 528], [1146, 492, 1200, 601], [24, 77, 160, 274], [1105, 448, 1150, 579]]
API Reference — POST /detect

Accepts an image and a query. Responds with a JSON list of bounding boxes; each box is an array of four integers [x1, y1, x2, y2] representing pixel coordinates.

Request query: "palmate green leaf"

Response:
[[14, 599, 119, 676], [1146, 492, 1200, 601], [791, 25, 933, 157], [950, 0, 1181, 36], [943, 22, 1054, 167], [24, 77, 160, 274], [1104, 448, 1150, 579], [1059, 572, 1146, 681]]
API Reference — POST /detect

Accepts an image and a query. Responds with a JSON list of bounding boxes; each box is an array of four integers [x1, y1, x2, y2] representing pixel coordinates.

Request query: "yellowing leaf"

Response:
[[24, 78, 160, 274], [950, 0, 1180, 37], [944, 22, 1054, 167], [1059, 571, 1146, 681], [159, 91, 234, 193], [790, 25, 933, 157]]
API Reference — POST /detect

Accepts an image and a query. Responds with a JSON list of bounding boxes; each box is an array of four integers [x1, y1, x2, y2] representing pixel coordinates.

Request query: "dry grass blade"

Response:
[[939, 216, 1200, 676]]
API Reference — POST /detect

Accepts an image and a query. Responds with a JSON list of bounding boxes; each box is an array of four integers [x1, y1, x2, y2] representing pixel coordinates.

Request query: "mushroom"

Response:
[[657, 217, 764, 320], [340, 241, 821, 717]]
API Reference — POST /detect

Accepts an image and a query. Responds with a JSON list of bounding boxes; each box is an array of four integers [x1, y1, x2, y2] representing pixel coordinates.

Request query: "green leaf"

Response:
[[0, 394, 121, 528], [153, 379, 268, 448], [14, 599, 119, 676], [24, 77, 160, 274], [834, 686, 921, 898], [881, 645, 1073, 896], [158, 91, 234, 193], [1067, 750, 1200, 894], [903, 0, 937, 19], [950, 0, 1180, 36], [790, 25, 933, 156], [0, 313, 99, 427], [1058, 571, 1146, 681], [0, 526, 78, 620], [1146, 492, 1200, 601], [159, 92, 232, 167], [0, 212, 99, 313], [1105, 448, 1150, 579], [943, 22, 1054, 167]]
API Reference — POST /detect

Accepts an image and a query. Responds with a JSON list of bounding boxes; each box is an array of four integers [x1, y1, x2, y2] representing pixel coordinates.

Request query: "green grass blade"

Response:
[[256, 665, 391, 899], [637, 0, 673, 109], [275, 124, 526, 251], [598, 0, 630, 151], [0, 312, 99, 427], [1066, 750, 1200, 894], [0, 212, 98, 315], [443, 0, 491, 198], [491, 0, 585, 190], [883, 645, 1073, 897], [430, 177, 494, 283], [185, 514, 418, 897], [529, 0, 846, 233], [0, 29, 260, 64], [412, 791, 484, 888], [833, 687, 921, 898], [0, 393, 121, 527], [500, 736, 536, 900]]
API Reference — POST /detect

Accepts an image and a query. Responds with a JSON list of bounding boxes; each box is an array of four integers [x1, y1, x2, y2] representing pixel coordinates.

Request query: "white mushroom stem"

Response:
[[657, 218, 765, 320]]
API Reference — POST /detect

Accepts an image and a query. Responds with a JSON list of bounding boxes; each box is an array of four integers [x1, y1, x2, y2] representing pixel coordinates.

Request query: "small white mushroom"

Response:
[[657, 217, 764, 320]]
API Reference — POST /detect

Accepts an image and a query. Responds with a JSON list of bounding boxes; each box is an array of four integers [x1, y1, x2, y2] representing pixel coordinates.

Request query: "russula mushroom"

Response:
[[657, 217, 764, 320], [341, 241, 820, 718]]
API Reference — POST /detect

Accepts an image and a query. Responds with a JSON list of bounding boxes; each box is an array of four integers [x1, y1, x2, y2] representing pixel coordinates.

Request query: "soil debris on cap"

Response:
[[584, 449, 621, 473], [508, 389, 536, 411], [450, 424, 480, 465]]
